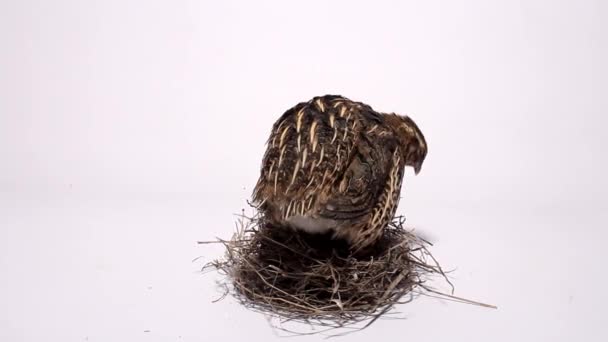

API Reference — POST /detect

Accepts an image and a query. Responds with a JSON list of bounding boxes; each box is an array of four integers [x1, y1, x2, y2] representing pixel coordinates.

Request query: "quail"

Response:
[[252, 95, 427, 252]]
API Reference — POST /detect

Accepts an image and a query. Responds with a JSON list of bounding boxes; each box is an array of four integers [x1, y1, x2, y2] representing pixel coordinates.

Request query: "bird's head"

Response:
[[388, 114, 427, 174]]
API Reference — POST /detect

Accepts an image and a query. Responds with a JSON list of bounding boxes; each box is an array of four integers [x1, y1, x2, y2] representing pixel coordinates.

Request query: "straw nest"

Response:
[[200, 212, 496, 335]]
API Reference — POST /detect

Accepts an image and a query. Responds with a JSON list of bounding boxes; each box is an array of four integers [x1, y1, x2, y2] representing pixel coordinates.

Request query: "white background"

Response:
[[1, 0, 607, 341]]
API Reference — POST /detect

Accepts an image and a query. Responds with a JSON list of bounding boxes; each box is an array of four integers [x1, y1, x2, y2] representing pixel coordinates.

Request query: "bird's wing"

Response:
[[318, 133, 397, 221], [252, 96, 375, 219], [319, 158, 375, 220], [324, 142, 404, 250]]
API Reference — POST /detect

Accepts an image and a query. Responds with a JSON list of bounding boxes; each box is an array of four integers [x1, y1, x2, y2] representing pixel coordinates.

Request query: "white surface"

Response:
[[1, 0, 607, 341]]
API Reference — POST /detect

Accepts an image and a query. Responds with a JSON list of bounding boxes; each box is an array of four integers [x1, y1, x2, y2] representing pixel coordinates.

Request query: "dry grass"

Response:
[[200, 212, 495, 335]]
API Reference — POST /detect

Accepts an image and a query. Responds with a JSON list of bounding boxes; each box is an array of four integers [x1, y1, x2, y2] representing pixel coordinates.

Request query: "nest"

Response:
[[202, 213, 492, 334]]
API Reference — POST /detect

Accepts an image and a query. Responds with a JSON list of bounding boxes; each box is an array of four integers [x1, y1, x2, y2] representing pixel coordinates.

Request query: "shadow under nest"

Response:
[[205, 214, 454, 332]]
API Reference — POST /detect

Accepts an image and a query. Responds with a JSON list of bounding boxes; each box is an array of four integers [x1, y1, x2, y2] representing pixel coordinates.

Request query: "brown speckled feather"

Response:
[[253, 96, 367, 216]]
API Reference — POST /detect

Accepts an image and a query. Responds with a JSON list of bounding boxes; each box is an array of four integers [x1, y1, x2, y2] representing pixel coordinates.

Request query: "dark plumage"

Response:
[[252, 95, 427, 252]]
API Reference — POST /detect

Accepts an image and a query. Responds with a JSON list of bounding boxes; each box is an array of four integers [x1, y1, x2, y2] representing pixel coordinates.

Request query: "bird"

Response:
[[252, 95, 427, 252]]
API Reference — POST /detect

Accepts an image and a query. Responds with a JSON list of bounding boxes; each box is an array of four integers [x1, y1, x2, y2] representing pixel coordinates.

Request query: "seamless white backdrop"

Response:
[[1, 1, 607, 341]]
